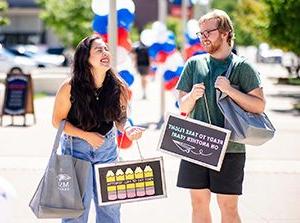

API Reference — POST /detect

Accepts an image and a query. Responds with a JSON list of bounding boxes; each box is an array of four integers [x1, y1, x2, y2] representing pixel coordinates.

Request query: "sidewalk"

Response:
[[0, 62, 300, 223]]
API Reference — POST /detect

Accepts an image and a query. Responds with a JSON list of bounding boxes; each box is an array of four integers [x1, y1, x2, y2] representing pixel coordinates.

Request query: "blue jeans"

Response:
[[61, 128, 121, 223]]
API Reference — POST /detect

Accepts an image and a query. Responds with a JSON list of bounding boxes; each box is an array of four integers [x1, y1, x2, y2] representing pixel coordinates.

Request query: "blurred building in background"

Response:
[[0, 0, 60, 47]]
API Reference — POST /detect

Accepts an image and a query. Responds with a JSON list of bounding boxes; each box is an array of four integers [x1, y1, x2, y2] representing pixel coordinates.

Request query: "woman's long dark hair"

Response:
[[69, 35, 128, 131]]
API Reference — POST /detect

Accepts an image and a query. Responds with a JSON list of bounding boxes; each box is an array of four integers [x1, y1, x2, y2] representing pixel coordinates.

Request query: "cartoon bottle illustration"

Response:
[[144, 165, 155, 196], [116, 169, 126, 199], [106, 170, 117, 200], [125, 168, 136, 198], [134, 167, 145, 197]]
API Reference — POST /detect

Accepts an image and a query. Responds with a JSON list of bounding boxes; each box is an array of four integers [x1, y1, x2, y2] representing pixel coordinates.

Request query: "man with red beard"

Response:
[[176, 10, 265, 223]]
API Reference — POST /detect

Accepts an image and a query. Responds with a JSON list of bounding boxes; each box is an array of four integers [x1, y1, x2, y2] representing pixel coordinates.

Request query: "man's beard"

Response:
[[203, 36, 222, 54]]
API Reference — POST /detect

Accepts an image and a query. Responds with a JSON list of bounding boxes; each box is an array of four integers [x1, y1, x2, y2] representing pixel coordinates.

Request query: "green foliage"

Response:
[[211, 0, 268, 46], [211, 0, 237, 14], [166, 16, 183, 49], [38, 0, 94, 48], [264, 0, 300, 55], [129, 25, 139, 43], [0, 1, 9, 26], [232, 0, 269, 46]]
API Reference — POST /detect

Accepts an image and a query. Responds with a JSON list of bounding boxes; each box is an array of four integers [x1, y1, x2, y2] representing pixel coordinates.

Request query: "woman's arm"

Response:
[[52, 80, 104, 148]]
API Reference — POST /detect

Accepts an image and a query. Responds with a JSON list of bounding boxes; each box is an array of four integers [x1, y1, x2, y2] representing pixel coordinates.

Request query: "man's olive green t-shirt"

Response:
[[176, 53, 261, 153]]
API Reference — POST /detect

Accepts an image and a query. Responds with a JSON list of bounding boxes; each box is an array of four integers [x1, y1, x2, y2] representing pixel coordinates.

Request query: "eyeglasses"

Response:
[[196, 28, 219, 39]]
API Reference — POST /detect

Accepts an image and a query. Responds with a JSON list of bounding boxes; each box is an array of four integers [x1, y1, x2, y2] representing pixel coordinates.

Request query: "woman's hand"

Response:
[[125, 126, 145, 141], [83, 132, 105, 149]]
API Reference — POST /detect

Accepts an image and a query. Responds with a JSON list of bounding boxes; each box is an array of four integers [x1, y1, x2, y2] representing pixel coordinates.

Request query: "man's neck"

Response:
[[210, 45, 232, 60]]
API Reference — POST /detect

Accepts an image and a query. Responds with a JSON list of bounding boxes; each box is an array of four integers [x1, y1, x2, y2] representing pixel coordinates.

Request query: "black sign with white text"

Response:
[[158, 113, 231, 171], [95, 157, 167, 206]]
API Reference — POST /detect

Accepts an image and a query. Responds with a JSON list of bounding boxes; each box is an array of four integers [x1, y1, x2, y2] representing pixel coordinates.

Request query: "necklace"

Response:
[[94, 88, 102, 100]]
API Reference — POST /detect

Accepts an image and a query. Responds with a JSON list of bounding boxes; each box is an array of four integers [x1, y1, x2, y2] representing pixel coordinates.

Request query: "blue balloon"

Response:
[[185, 33, 200, 45], [163, 66, 183, 81], [92, 15, 108, 34], [118, 9, 135, 30], [161, 42, 176, 52], [119, 70, 134, 86], [169, 0, 193, 6], [148, 43, 160, 58]]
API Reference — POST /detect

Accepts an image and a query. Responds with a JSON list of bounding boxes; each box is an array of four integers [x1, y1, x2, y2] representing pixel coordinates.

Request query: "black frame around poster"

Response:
[[158, 113, 231, 171], [95, 157, 167, 206]]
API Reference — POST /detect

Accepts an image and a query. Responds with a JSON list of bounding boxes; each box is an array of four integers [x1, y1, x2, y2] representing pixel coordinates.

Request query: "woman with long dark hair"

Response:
[[52, 35, 144, 223]]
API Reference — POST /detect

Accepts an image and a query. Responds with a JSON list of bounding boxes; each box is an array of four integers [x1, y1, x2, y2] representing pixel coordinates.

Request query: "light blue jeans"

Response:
[[61, 128, 120, 223]]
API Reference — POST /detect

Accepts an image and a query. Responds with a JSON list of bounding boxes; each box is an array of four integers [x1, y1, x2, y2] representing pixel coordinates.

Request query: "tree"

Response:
[[211, 0, 268, 46], [264, 0, 300, 55], [38, 0, 94, 48], [0, 1, 9, 26], [232, 0, 268, 46]]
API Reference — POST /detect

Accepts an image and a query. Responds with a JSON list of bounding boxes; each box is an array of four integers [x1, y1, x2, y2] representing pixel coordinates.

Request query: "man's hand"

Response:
[[215, 76, 232, 94], [125, 126, 145, 141], [189, 83, 205, 101]]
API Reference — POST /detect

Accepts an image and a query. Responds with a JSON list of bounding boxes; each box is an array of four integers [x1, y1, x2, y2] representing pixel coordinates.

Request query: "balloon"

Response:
[[187, 19, 199, 39], [117, 131, 132, 149], [164, 76, 179, 90], [119, 70, 134, 86], [92, 15, 108, 34], [152, 21, 167, 33], [92, 0, 109, 16], [92, 0, 135, 16], [163, 70, 179, 82], [163, 66, 183, 81], [140, 29, 156, 47], [118, 8, 134, 30], [185, 44, 206, 59], [185, 33, 200, 45], [156, 50, 171, 63], [117, 0, 135, 14]]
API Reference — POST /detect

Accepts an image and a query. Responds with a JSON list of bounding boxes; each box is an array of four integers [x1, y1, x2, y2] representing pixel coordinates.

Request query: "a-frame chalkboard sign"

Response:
[[0, 73, 36, 126]]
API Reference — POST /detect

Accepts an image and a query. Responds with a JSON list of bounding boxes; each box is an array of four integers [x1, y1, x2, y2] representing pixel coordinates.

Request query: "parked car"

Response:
[[256, 43, 283, 64], [7, 45, 67, 68], [0, 45, 37, 74]]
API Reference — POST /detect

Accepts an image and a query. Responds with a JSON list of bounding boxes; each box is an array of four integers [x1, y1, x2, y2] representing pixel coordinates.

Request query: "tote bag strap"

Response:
[[225, 60, 234, 78], [52, 120, 66, 153]]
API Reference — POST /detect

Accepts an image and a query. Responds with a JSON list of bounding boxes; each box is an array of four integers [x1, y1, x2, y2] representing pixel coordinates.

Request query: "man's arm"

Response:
[[215, 76, 265, 113], [178, 83, 205, 115]]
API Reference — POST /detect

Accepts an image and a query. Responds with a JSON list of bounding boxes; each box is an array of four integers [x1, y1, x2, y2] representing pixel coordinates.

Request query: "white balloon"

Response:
[[165, 51, 184, 71], [157, 30, 169, 44], [117, 0, 135, 14], [92, 0, 109, 16], [152, 21, 167, 32], [187, 19, 199, 39], [140, 29, 156, 46]]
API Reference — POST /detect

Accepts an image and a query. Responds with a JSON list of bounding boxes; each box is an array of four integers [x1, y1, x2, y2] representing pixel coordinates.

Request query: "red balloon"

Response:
[[117, 132, 132, 149], [184, 44, 205, 60], [164, 76, 179, 90]]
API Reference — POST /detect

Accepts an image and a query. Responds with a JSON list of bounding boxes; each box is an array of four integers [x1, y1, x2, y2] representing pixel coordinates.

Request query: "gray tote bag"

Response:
[[216, 56, 275, 146], [29, 120, 91, 218]]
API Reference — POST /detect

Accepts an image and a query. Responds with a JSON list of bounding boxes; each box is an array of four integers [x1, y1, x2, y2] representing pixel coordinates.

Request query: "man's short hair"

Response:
[[199, 9, 235, 46]]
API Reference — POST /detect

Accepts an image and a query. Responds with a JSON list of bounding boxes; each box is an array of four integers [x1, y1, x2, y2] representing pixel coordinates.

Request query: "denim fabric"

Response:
[[61, 128, 120, 223]]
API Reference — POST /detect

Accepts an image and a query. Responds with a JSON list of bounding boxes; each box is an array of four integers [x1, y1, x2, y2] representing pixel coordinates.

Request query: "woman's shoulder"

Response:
[[57, 78, 72, 95]]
